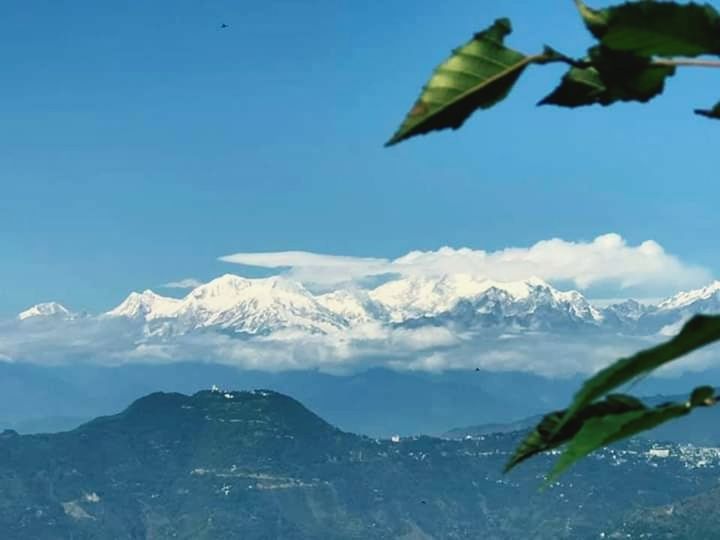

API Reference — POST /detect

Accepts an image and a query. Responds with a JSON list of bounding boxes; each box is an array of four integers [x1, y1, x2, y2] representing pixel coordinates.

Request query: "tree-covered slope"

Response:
[[1, 389, 720, 539]]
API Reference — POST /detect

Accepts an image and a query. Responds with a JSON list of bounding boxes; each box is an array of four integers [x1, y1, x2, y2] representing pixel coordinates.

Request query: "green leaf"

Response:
[[575, 0, 720, 57], [575, 0, 609, 35], [546, 386, 717, 482], [695, 100, 720, 118], [540, 47, 675, 107], [386, 18, 542, 146], [555, 314, 720, 437], [539, 65, 607, 107], [546, 400, 694, 482], [508, 386, 719, 480], [504, 394, 645, 472]]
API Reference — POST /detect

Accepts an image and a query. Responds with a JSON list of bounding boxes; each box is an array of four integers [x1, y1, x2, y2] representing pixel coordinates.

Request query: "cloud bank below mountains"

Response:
[[0, 314, 663, 377], [220, 233, 710, 297], [5, 316, 716, 378]]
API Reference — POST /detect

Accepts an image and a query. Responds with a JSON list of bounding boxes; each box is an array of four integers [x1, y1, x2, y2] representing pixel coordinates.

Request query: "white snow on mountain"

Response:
[[15, 274, 720, 341], [105, 290, 182, 320], [18, 302, 75, 321], [105, 274, 350, 335], [97, 273, 610, 336], [368, 274, 602, 324], [553, 290, 604, 322], [368, 274, 535, 322], [171, 274, 346, 335], [603, 299, 653, 322], [10, 274, 720, 374], [657, 280, 720, 311], [316, 289, 381, 325]]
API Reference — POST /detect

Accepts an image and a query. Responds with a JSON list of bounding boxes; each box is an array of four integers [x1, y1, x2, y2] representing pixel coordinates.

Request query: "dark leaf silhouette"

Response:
[[695, 100, 720, 118], [540, 47, 675, 107], [575, 0, 720, 57]]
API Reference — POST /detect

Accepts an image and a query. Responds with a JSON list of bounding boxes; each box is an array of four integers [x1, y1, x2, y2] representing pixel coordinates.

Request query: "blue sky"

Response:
[[2, 0, 720, 315]]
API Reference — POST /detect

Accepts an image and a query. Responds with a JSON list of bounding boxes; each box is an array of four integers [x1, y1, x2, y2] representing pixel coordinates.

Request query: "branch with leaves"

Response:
[[387, 0, 720, 146], [386, 0, 720, 482]]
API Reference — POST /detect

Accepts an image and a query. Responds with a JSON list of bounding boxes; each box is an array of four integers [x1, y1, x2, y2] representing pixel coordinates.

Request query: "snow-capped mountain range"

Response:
[[15, 274, 720, 339]]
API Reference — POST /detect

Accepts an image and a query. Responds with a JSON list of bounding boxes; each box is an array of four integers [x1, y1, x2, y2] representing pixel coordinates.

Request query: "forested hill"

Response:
[[1, 388, 719, 539]]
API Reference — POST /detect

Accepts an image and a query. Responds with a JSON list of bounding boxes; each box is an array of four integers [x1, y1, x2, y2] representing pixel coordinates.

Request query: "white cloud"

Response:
[[161, 278, 204, 289], [0, 317, 146, 366], [219, 251, 389, 289], [220, 233, 711, 297], [6, 313, 720, 379]]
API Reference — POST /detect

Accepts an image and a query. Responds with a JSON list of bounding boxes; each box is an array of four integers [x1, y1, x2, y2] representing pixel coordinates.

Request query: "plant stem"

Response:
[[652, 58, 720, 68], [537, 51, 720, 70]]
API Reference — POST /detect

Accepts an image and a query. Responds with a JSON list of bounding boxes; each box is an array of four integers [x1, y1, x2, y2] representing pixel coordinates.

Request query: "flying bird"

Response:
[[220, 23, 229, 29]]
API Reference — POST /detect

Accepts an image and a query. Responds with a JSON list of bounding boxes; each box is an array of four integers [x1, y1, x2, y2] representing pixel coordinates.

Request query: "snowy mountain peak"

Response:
[[185, 274, 311, 308], [105, 290, 181, 320], [657, 280, 720, 311], [28, 274, 720, 342], [171, 274, 345, 335], [192, 274, 307, 297], [196, 273, 255, 291], [18, 302, 74, 321], [368, 274, 563, 322]]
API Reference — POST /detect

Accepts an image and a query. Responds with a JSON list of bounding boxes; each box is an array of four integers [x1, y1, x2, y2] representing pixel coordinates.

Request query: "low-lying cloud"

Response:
[[2, 314, 707, 378]]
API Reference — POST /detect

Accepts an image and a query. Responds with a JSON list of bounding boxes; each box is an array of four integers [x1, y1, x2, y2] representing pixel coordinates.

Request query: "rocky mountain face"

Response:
[[2, 389, 720, 539], [16, 274, 720, 339]]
